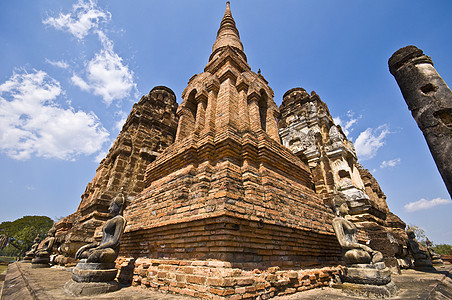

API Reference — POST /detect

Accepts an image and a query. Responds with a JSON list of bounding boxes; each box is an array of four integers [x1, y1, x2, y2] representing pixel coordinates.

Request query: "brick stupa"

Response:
[[121, 2, 341, 268], [54, 3, 411, 298]]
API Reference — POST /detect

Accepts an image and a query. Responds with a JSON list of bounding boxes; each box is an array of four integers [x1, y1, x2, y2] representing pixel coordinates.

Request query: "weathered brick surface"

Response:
[[116, 7, 344, 300], [278, 87, 409, 269], [121, 5, 339, 269], [56, 3, 411, 299], [120, 215, 341, 268], [122, 257, 343, 299]]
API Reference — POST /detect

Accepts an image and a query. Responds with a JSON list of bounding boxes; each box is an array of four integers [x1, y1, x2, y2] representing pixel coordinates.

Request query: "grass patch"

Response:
[[0, 265, 7, 274], [0, 256, 15, 263]]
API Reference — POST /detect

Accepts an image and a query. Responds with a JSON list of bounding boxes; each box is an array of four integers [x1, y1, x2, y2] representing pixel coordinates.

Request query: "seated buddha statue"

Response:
[[332, 201, 383, 265], [35, 227, 56, 258], [24, 235, 41, 261], [406, 228, 433, 267], [75, 189, 126, 263]]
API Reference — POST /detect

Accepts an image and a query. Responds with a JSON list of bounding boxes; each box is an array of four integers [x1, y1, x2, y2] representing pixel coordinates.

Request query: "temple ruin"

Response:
[[55, 3, 409, 298], [56, 87, 178, 257]]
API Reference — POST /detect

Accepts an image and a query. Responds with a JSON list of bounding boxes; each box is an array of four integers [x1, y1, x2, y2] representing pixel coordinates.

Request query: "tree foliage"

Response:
[[407, 224, 427, 247], [407, 224, 452, 255], [433, 244, 452, 255], [0, 216, 53, 257]]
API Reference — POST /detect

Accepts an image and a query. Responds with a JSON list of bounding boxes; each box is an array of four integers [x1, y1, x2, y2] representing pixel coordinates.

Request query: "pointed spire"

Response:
[[212, 2, 244, 55]]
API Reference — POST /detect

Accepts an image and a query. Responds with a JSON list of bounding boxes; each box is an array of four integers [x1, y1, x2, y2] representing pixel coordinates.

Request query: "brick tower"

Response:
[[278, 88, 407, 269], [122, 2, 341, 269], [56, 87, 178, 257]]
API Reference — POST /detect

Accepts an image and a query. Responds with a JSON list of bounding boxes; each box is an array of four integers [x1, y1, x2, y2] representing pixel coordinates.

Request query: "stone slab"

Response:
[[343, 265, 391, 285], [339, 281, 398, 298], [31, 263, 51, 269], [63, 279, 120, 297], [72, 267, 118, 282], [2, 262, 451, 299], [75, 262, 115, 270], [1, 262, 34, 300]]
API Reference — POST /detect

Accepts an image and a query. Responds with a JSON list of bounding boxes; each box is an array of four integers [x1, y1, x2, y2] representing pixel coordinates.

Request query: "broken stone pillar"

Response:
[[389, 45, 452, 197]]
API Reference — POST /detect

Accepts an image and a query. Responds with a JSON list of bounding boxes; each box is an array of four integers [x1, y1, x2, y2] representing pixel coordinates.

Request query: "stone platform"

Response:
[[1, 262, 452, 299]]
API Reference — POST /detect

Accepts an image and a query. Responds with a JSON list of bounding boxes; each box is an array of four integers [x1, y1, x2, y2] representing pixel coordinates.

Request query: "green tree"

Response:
[[407, 224, 427, 247], [0, 216, 54, 257], [433, 244, 452, 255]]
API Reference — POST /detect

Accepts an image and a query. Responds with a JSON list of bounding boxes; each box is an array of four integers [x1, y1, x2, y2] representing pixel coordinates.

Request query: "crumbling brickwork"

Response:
[[55, 3, 415, 298], [55, 86, 178, 257], [278, 88, 408, 269], [121, 2, 341, 272], [119, 257, 343, 299]]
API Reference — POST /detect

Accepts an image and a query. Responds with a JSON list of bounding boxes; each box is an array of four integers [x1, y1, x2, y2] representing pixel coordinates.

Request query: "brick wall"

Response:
[[115, 257, 343, 299]]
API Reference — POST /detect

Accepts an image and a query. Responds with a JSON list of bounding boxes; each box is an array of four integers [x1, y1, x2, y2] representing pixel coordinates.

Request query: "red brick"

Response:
[[209, 287, 235, 296], [187, 275, 207, 285], [236, 277, 255, 286]]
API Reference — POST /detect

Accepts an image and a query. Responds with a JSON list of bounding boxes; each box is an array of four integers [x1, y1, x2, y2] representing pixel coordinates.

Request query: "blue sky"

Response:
[[0, 0, 451, 244]]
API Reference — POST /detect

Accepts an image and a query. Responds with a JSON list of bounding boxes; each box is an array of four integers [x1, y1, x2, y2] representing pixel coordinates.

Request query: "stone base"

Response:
[[72, 262, 118, 282], [339, 281, 398, 298], [396, 258, 411, 269], [54, 255, 77, 267], [31, 256, 50, 268], [414, 259, 433, 269], [431, 257, 444, 265], [63, 279, 120, 297], [342, 262, 391, 285], [31, 263, 51, 268]]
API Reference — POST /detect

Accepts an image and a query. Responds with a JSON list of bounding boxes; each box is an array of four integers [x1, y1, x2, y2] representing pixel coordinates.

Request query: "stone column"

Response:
[[175, 107, 194, 142], [194, 94, 207, 134], [215, 78, 239, 130], [266, 106, 280, 142], [389, 45, 452, 197], [248, 93, 261, 132], [202, 83, 219, 135], [237, 86, 250, 132]]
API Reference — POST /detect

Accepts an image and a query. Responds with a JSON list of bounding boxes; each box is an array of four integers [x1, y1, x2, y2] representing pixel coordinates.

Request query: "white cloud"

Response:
[[94, 150, 108, 163], [333, 110, 360, 138], [354, 124, 390, 160], [71, 74, 91, 91], [404, 198, 452, 212], [43, 0, 110, 40], [45, 59, 70, 69], [71, 34, 136, 105], [114, 110, 128, 132], [0, 69, 109, 160], [44, 1, 136, 105], [380, 158, 401, 168]]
